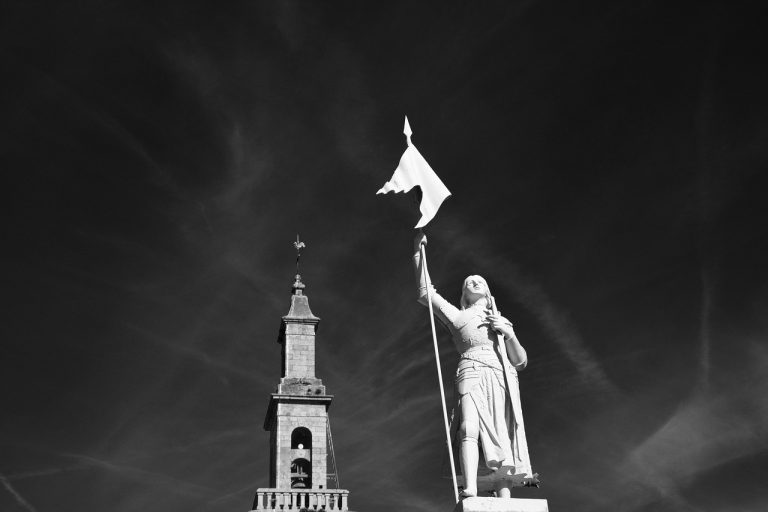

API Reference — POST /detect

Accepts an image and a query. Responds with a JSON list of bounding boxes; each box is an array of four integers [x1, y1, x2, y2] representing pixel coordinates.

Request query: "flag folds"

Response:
[[377, 117, 451, 228]]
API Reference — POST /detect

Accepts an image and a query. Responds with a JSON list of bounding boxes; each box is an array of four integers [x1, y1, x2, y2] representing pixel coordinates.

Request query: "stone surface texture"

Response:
[[454, 497, 549, 512]]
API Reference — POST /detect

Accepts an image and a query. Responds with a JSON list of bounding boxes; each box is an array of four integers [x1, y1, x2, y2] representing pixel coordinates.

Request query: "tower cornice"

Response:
[[264, 393, 334, 431]]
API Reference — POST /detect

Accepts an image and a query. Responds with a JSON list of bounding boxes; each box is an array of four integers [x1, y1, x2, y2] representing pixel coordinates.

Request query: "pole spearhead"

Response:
[[404, 116, 413, 146]]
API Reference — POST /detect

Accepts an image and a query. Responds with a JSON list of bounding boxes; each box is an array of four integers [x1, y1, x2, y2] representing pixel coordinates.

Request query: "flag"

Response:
[[377, 116, 451, 228]]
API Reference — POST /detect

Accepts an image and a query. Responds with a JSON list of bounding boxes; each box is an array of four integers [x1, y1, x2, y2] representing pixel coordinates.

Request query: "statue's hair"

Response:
[[460, 275, 492, 310]]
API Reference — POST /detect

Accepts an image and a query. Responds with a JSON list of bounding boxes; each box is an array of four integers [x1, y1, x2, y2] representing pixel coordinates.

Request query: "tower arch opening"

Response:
[[291, 427, 312, 450], [290, 458, 311, 489]]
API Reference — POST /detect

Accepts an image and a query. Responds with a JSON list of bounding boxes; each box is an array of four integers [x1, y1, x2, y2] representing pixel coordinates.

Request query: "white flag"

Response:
[[377, 117, 451, 228]]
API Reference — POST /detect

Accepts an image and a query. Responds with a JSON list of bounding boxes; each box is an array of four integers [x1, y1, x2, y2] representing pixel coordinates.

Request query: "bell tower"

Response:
[[252, 238, 350, 512]]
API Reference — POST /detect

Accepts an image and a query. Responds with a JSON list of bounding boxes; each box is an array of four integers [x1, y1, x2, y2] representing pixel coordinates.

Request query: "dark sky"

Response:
[[2, 1, 768, 511]]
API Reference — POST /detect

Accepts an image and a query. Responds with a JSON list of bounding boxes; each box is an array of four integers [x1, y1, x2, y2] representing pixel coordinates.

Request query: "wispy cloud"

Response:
[[0, 475, 37, 512], [62, 453, 216, 499], [122, 321, 270, 385], [440, 219, 620, 397], [571, 340, 768, 511]]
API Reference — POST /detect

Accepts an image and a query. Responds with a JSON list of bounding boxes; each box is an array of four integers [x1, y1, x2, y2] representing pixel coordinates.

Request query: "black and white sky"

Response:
[[3, 1, 768, 511]]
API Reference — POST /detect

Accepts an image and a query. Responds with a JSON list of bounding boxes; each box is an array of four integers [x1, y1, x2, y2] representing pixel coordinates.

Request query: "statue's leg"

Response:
[[459, 395, 479, 497]]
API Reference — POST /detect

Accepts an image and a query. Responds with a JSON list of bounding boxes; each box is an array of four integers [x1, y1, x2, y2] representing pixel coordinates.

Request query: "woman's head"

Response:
[[460, 275, 491, 309]]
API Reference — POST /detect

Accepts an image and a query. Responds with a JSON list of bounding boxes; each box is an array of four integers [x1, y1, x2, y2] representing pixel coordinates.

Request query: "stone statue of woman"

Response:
[[413, 233, 534, 498]]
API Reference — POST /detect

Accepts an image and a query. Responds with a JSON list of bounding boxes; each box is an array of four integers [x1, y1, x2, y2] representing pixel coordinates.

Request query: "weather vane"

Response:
[[293, 234, 306, 276]]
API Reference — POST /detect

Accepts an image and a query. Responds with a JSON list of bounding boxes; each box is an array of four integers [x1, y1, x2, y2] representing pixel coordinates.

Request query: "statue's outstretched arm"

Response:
[[412, 233, 460, 328], [413, 232, 433, 306], [413, 231, 436, 306]]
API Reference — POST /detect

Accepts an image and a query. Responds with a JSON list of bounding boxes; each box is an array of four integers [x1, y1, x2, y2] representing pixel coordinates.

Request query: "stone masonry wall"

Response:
[[284, 323, 316, 378], [275, 402, 328, 490]]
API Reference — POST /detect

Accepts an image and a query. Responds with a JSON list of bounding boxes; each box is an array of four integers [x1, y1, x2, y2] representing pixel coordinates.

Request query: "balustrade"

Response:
[[253, 488, 349, 511]]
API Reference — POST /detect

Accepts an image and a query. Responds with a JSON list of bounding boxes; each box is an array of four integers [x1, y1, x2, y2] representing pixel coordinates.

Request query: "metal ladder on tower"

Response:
[[326, 415, 340, 488]]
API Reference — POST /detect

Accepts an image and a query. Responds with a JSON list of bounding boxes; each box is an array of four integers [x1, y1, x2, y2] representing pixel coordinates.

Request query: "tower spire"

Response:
[[253, 239, 350, 512]]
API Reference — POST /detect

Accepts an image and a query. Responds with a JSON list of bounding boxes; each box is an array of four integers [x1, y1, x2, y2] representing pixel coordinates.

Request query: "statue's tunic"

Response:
[[431, 292, 532, 478]]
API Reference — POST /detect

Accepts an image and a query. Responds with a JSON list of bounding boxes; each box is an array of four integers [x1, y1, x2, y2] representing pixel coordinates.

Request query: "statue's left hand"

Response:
[[487, 313, 515, 339]]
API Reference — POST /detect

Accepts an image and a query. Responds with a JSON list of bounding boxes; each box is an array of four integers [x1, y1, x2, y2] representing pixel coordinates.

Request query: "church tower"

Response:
[[252, 244, 350, 512]]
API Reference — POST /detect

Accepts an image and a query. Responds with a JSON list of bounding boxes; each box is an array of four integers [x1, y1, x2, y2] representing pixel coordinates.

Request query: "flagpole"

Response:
[[377, 116, 456, 499], [419, 241, 460, 503]]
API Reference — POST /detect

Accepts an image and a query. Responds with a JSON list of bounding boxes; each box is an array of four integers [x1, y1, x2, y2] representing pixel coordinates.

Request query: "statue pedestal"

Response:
[[453, 497, 549, 512]]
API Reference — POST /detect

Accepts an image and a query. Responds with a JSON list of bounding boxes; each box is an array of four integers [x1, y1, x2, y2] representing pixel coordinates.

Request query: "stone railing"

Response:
[[253, 488, 349, 511]]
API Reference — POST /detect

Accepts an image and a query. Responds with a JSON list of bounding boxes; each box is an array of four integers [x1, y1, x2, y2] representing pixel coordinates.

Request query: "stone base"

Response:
[[453, 497, 549, 512]]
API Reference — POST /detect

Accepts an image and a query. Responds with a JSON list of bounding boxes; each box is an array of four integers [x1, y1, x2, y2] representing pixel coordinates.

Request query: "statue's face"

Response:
[[463, 275, 487, 303]]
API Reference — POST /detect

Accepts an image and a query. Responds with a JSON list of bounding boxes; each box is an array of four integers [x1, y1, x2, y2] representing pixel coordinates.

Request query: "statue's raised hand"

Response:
[[414, 231, 427, 252]]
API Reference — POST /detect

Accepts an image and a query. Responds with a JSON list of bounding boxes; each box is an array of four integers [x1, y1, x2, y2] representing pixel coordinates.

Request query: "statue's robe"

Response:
[[430, 292, 532, 479]]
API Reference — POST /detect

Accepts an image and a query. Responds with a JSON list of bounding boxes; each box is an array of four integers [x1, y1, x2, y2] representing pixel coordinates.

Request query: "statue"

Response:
[[413, 233, 534, 498]]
